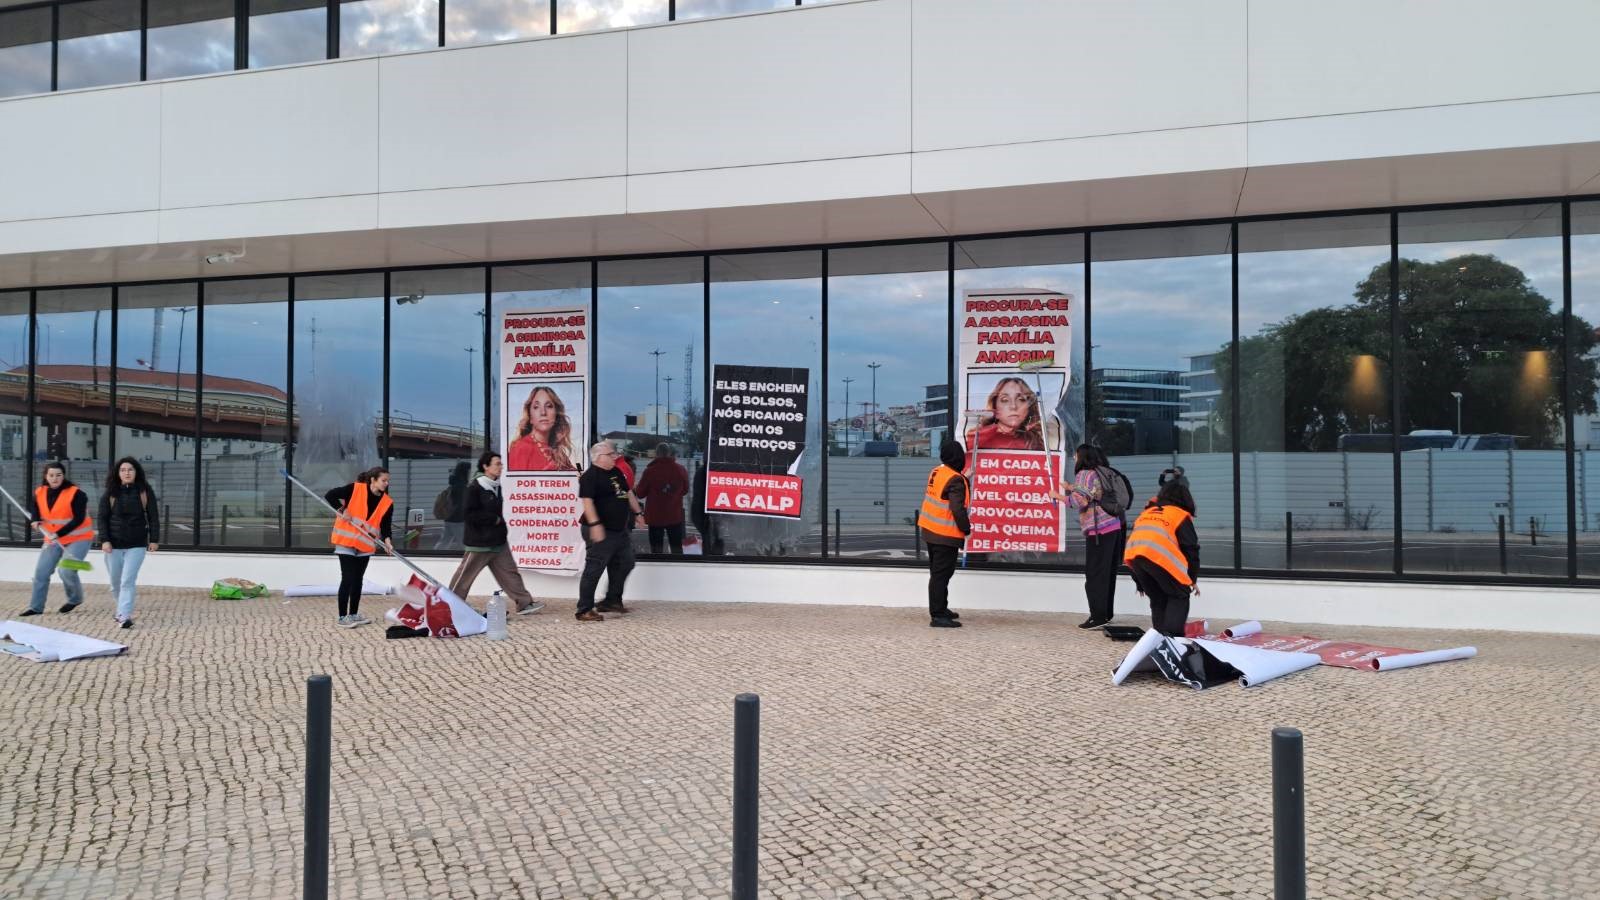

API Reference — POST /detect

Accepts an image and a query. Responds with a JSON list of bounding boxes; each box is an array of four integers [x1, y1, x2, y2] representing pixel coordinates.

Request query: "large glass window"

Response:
[[34, 289, 114, 535], [0, 7, 53, 98], [290, 273, 383, 548], [1399, 206, 1566, 578], [200, 279, 289, 547], [557, 0, 667, 33], [1237, 216, 1395, 573], [250, 0, 328, 68], [389, 268, 485, 554], [1091, 225, 1236, 569], [676, 0, 791, 20], [148, 0, 236, 80], [955, 234, 1086, 568], [446, 0, 549, 44], [490, 263, 592, 453], [116, 284, 200, 546], [340, 0, 439, 56], [597, 257, 703, 554], [1576, 202, 1600, 578], [58, 0, 142, 90], [0, 292, 29, 542], [706, 251, 822, 558], [825, 243, 947, 558]]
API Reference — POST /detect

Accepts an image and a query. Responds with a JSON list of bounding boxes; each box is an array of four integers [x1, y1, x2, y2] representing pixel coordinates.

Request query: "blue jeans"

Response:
[[107, 546, 148, 620], [30, 539, 90, 613]]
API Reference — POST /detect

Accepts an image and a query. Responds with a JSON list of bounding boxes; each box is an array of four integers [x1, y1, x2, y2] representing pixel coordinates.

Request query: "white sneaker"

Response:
[[348, 613, 371, 627], [337, 615, 357, 629], [516, 601, 545, 616]]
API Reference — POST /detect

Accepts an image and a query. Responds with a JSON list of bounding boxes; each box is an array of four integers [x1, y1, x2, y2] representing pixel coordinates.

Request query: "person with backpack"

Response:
[[447, 451, 543, 616], [97, 457, 160, 629], [433, 462, 470, 549], [1049, 444, 1130, 630]]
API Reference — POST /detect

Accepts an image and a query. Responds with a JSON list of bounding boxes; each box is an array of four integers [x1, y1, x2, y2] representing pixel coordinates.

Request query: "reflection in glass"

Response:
[[1399, 206, 1568, 578], [955, 235, 1086, 568], [557, 0, 667, 33], [490, 263, 591, 451], [390, 269, 485, 553], [1091, 225, 1235, 568], [116, 284, 199, 545], [250, 0, 328, 68], [291, 273, 384, 548], [58, 0, 141, 90], [200, 279, 289, 547], [0, 293, 29, 542], [826, 243, 947, 558], [148, 0, 237, 80], [1575, 202, 1600, 578], [35, 289, 114, 528], [340, 0, 440, 56], [705, 251, 822, 558], [0, 8, 53, 98], [447, 0, 550, 44], [675, 0, 792, 21], [1237, 216, 1394, 573]]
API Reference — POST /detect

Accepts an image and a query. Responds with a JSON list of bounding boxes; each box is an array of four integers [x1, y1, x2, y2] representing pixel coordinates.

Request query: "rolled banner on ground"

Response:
[[1222, 620, 1262, 639], [1182, 619, 1209, 638], [282, 581, 394, 598], [57, 558, 92, 572], [1192, 639, 1320, 687], [1111, 628, 1169, 685], [1369, 646, 1477, 671]]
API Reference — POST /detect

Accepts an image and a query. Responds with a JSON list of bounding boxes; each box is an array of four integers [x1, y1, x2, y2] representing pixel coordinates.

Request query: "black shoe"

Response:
[[1079, 617, 1109, 629], [943, 611, 960, 620], [120, 619, 133, 630], [19, 609, 41, 617], [930, 617, 962, 628], [58, 603, 81, 614]]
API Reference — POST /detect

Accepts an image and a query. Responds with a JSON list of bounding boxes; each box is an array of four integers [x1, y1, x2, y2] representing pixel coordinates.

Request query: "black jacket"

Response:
[[95, 483, 161, 548], [461, 479, 508, 549], [27, 481, 89, 540], [921, 442, 973, 548]]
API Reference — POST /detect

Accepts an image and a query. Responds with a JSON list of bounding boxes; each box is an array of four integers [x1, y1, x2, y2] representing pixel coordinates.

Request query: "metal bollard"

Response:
[[834, 509, 841, 557], [1285, 511, 1294, 570], [220, 505, 229, 546], [1272, 727, 1306, 900], [305, 675, 332, 900], [732, 693, 760, 900], [1529, 516, 1538, 547], [1498, 515, 1507, 574]]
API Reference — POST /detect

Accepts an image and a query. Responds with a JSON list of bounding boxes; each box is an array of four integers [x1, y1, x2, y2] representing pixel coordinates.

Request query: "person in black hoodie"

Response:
[[445, 450, 542, 615], [21, 460, 94, 617], [97, 457, 160, 629], [917, 440, 972, 628]]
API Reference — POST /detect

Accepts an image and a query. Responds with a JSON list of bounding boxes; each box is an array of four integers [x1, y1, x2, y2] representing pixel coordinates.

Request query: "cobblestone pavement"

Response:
[[2, 582, 1598, 899]]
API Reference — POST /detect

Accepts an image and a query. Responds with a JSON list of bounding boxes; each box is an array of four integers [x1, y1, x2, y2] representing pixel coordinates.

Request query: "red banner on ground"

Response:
[[705, 471, 803, 519], [1203, 631, 1418, 670]]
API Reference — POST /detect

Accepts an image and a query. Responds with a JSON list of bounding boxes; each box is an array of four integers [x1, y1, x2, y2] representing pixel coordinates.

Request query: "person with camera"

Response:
[[1122, 477, 1201, 637], [1049, 444, 1129, 630]]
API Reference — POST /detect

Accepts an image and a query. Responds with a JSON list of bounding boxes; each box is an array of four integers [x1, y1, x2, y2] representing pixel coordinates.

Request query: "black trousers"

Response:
[[1082, 528, 1126, 621], [578, 530, 635, 614], [648, 522, 686, 555], [927, 543, 959, 619], [1128, 558, 1191, 637], [336, 553, 371, 618]]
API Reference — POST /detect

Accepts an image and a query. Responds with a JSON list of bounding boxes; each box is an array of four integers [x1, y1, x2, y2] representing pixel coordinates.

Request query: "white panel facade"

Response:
[[626, 0, 912, 174], [0, 86, 161, 223]]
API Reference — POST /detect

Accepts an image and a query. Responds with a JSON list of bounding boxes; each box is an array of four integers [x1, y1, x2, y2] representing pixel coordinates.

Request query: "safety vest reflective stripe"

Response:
[[330, 483, 392, 553], [918, 466, 966, 539], [34, 485, 94, 545], [1122, 505, 1193, 585]]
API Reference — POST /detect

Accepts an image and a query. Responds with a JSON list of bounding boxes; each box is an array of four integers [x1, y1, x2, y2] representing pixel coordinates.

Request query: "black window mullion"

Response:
[[235, 0, 248, 69], [1563, 201, 1577, 581], [108, 285, 118, 462], [481, 267, 492, 445], [668, 0, 674, 20], [1083, 232, 1092, 433], [549, 0, 556, 34], [191, 281, 203, 547], [437, 0, 444, 46], [1389, 212, 1404, 575], [25, 290, 37, 492], [820, 247, 829, 558], [285, 275, 295, 549], [327, 0, 338, 58], [588, 260, 598, 447], [139, 0, 148, 81], [1230, 221, 1242, 572], [381, 270, 390, 465], [50, 3, 58, 91]]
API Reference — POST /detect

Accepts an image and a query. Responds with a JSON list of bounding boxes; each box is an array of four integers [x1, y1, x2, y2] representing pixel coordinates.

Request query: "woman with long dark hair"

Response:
[[97, 457, 160, 629], [1050, 444, 1125, 629], [446, 450, 542, 615], [1123, 479, 1201, 638], [21, 461, 94, 618], [324, 466, 394, 629]]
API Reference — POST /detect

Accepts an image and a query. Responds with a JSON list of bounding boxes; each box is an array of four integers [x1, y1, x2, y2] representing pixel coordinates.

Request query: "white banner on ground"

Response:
[[500, 308, 590, 575], [1222, 620, 1262, 639], [0, 621, 127, 662], [1192, 639, 1321, 687], [1369, 646, 1477, 671]]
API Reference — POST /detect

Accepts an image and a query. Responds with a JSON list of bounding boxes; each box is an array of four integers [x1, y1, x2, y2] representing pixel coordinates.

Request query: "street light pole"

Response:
[[174, 306, 194, 462], [1450, 391, 1463, 435], [842, 377, 854, 452], [867, 362, 882, 439], [664, 376, 674, 438], [651, 348, 665, 436], [464, 346, 477, 439]]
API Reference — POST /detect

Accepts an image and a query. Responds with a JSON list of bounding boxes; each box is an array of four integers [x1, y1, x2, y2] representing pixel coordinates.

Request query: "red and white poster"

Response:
[[500, 308, 589, 574], [957, 288, 1072, 554], [705, 364, 809, 519]]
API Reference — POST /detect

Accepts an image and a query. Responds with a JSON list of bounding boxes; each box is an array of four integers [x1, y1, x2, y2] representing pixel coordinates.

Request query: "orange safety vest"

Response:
[[917, 465, 968, 540], [1123, 504, 1194, 585], [35, 485, 94, 545], [330, 482, 393, 553]]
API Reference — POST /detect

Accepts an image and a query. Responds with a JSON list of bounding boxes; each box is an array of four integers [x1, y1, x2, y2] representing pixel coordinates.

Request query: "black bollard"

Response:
[[1498, 515, 1507, 574], [305, 675, 332, 900], [1272, 727, 1305, 900], [732, 693, 760, 900], [834, 509, 841, 557], [1529, 516, 1537, 547], [1285, 511, 1294, 570], [220, 505, 229, 546]]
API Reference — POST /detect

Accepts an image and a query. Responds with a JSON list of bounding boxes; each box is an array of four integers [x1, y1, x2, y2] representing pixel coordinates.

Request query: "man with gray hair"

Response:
[[575, 440, 645, 621]]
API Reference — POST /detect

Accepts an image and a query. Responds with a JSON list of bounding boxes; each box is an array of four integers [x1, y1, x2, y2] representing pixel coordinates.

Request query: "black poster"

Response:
[[706, 364, 810, 519]]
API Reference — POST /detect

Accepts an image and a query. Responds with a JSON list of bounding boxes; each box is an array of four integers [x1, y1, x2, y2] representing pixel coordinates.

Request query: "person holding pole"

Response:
[[1049, 444, 1126, 630], [918, 440, 972, 628], [1123, 478, 1201, 637], [576, 441, 645, 621], [447, 450, 543, 615], [18, 461, 94, 617], [97, 457, 160, 629], [325, 466, 395, 629]]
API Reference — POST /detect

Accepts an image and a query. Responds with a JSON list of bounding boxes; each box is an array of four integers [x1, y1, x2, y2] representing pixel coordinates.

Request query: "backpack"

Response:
[[432, 487, 455, 520], [1094, 466, 1133, 520]]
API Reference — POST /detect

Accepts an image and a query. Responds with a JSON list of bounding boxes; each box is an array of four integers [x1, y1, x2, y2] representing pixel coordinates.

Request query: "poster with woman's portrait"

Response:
[[962, 372, 1065, 455], [504, 381, 585, 473]]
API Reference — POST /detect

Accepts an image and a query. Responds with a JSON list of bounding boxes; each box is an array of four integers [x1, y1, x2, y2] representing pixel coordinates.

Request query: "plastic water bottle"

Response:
[[486, 591, 508, 640]]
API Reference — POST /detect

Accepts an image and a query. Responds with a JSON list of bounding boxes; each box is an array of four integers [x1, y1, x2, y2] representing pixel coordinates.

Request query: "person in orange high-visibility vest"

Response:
[[917, 440, 972, 628], [324, 466, 395, 629], [22, 461, 95, 617], [1123, 479, 1201, 637]]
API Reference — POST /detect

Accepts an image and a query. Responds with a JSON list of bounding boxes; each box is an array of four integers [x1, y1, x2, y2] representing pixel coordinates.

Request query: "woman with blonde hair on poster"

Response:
[[508, 385, 578, 471], [964, 376, 1047, 454]]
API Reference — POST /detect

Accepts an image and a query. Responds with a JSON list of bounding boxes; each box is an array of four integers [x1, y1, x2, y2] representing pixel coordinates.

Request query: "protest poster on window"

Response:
[[956, 289, 1072, 553], [705, 364, 810, 519]]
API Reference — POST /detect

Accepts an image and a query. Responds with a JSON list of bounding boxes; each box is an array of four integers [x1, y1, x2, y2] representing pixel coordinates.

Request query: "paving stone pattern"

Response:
[[2, 582, 1597, 898]]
